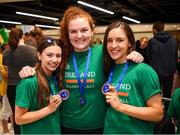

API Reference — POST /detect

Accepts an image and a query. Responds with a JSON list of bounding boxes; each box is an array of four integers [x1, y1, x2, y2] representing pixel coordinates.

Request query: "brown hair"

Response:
[[103, 21, 135, 76], [30, 27, 45, 48], [35, 38, 65, 107], [60, 6, 95, 67], [8, 27, 23, 49]]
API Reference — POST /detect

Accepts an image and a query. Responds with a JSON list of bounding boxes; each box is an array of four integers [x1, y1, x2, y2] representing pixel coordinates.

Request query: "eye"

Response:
[[69, 30, 77, 34], [47, 53, 53, 57], [116, 38, 123, 43], [81, 28, 89, 33], [56, 54, 62, 58], [107, 38, 113, 43]]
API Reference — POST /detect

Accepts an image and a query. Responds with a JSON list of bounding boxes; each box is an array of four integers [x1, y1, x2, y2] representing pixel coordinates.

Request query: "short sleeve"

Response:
[[137, 63, 161, 101], [168, 88, 180, 119], [16, 76, 38, 108]]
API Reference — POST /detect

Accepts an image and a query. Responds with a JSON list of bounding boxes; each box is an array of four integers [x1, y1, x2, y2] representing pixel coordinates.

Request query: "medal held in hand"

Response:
[[59, 89, 69, 100], [102, 82, 110, 94]]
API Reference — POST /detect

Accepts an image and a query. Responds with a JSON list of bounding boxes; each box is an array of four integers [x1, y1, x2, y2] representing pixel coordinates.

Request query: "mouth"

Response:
[[110, 50, 120, 55], [75, 38, 86, 43], [49, 62, 58, 68]]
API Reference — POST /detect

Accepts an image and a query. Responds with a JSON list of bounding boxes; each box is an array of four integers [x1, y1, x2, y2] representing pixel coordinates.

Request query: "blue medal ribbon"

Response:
[[72, 48, 91, 105], [108, 61, 128, 92], [46, 76, 59, 96]]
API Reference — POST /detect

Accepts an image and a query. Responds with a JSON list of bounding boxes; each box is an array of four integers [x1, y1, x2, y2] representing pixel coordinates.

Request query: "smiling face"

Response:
[[107, 27, 131, 64], [68, 17, 93, 52], [38, 45, 62, 76]]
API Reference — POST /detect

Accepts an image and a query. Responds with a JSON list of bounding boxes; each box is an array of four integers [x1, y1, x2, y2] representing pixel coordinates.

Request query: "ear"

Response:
[[37, 52, 41, 61]]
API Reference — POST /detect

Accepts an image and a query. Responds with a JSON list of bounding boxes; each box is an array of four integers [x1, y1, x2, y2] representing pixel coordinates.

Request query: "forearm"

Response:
[[116, 103, 163, 122], [15, 106, 54, 125]]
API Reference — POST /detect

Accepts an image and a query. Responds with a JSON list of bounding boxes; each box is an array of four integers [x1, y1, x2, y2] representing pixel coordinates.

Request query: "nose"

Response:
[[51, 56, 58, 62], [111, 40, 117, 48], [76, 31, 82, 38]]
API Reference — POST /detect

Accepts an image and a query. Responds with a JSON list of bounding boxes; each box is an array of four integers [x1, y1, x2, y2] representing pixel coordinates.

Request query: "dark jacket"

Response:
[[147, 31, 178, 76]]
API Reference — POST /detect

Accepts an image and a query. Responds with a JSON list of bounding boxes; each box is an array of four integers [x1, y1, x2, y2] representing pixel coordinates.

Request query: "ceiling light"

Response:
[[35, 24, 60, 29], [0, 20, 22, 25], [77, 1, 114, 15], [122, 16, 140, 24], [16, 11, 59, 21]]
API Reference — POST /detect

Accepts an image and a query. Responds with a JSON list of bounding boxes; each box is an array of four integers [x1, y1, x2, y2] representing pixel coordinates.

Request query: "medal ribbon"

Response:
[[72, 48, 91, 98], [108, 61, 128, 91], [47, 76, 60, 95]]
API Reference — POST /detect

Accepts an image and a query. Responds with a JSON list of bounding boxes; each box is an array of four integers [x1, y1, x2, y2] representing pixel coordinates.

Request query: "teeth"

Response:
[[111, 50, 119, 53]]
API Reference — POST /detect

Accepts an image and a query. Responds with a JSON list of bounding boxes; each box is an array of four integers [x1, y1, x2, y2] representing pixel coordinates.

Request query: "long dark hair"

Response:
[[35, 38, 65, 107], [103, 21, 135, 76]]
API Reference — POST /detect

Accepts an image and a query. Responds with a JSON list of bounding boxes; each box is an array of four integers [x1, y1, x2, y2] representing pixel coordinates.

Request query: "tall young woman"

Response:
[[102, 21, 163, 134], [15, 38, 64, 134]]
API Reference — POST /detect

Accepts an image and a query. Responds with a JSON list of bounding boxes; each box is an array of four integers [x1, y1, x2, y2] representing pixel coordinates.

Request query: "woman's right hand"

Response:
[[105, 86, 122, 110], [19, 66, 36, 78]]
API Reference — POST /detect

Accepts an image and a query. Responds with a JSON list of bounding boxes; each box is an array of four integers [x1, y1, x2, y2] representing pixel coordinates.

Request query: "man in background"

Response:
[[146, 21, 178, 110]]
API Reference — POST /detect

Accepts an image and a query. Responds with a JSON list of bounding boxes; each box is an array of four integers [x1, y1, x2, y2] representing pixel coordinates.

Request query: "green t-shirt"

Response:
[[16, 75, 61, 134], [103, 62, 161, 134], [168, 88, 180, 134], [61, 45, 107, 130]]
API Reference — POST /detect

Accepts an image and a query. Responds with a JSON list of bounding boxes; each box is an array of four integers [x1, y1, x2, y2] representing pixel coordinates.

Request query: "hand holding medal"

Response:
[[49, 94, 62, 112]]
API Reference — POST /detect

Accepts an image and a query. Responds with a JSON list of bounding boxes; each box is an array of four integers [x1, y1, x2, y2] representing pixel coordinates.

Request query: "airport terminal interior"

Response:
[[0, 0, 180, 134]]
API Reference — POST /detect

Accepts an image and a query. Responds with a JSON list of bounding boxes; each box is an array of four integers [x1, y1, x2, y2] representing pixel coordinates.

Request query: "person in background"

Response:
[[15, 38, 64, 134], [136, 36, 149, 63], [0, 28, 14, 134], [0, 43, 13, 135], [146, 21, 178, 109], [29, 27, 45, 48], [23, 32, 33, 46], [18, 6, 144, 134], [102, 21, 163, 134], [3, 27, 38, 134], [168, 88, 180, 134]]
